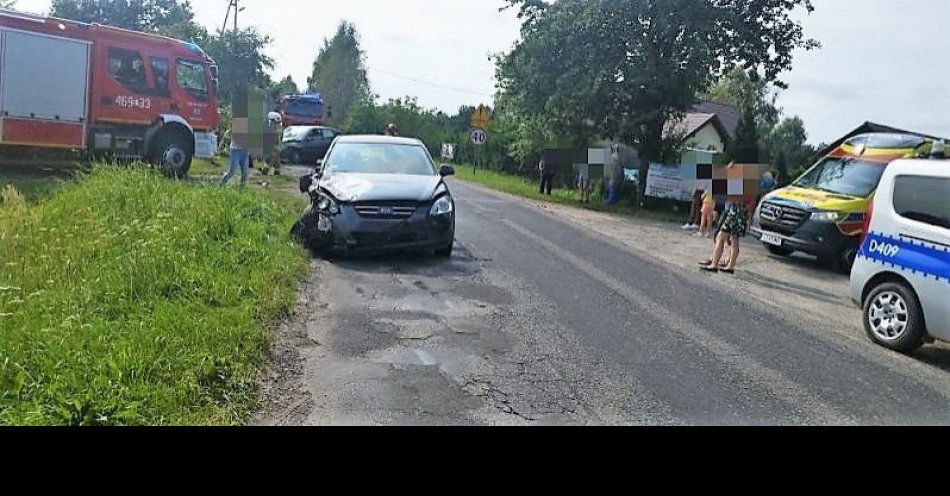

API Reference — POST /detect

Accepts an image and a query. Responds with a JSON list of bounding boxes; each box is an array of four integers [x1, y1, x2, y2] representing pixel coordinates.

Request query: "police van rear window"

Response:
[[893, 176, 950, 229]]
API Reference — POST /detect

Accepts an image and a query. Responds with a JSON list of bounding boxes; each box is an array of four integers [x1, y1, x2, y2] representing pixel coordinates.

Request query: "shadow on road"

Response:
[[313, 243, 484, 278]]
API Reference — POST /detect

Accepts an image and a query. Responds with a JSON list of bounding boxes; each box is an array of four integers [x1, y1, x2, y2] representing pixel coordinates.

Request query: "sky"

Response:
[[11, 0, 950, 145]]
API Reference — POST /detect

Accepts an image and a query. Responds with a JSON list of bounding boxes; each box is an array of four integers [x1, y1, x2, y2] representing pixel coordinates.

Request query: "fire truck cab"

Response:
[[279, 93, 325, 128], [0, 8, 219, 176]]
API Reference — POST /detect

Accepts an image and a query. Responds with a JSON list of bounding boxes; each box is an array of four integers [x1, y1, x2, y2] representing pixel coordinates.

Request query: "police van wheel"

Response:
[[863, 282, 925, 353]]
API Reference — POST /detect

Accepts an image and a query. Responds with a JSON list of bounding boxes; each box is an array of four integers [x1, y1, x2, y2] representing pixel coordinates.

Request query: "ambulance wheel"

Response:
[[831, 241, 859, 274], [153, 133, 192, 178], [863, 282, 925, 353]]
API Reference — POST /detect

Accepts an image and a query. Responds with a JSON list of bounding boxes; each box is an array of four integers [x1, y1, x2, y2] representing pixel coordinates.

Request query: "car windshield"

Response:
[[792, 158, 887, 198], [282, 127, 313, 142], [284, 99, 323, 117], [325, 143, 436, 176]]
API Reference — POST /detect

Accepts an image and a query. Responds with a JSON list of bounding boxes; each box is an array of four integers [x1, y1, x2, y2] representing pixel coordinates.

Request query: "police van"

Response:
[[850, 153, 950, 352]]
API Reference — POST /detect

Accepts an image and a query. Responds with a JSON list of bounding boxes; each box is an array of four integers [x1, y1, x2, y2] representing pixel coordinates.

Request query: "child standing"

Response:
[[695, 190, 716, 238]]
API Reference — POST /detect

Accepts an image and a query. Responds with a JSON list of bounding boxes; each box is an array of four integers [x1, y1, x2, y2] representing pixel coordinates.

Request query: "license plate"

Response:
[[761, 232, 783, 246]]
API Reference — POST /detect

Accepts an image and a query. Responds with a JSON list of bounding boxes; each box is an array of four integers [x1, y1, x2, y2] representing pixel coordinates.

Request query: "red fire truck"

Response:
[[278, 93, 325, 128], [0, 8, 219, 176]]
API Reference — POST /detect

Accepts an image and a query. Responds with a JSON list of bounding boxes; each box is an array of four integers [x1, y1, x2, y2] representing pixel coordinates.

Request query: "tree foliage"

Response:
[[308, 21, 370, 127], [498, 0, 819, 195], [269, 75, 300, 101], [204, 28, 274, 108], [768, 116, 817, 182], [50, 0, 194, 32]]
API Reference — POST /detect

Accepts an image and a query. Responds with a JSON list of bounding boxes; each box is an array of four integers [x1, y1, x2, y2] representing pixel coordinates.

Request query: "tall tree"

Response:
[[731, 104, 762, 163], [498, 0, 819, 198], [50, 0, 194, 32], [704, 67, 780, 140], [307, 21, 370, 127], [204, 27, 274, 108], [768, 116, 815, 183], [269, 75, 300, 100]]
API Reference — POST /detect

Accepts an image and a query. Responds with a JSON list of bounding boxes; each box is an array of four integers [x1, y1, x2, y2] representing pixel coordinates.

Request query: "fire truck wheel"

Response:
[[153, 132, 193, 178]]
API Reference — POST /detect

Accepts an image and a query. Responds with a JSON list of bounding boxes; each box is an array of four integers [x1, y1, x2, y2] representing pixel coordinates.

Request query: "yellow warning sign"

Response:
[[471, 105, 490, 129]]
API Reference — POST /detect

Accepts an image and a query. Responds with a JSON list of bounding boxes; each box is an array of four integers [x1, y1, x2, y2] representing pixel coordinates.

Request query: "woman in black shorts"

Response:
[[700, 196, 748, 274]]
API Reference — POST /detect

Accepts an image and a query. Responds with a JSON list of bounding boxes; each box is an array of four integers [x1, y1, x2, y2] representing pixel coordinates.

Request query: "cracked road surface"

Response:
[[253, 172, 950, 425]]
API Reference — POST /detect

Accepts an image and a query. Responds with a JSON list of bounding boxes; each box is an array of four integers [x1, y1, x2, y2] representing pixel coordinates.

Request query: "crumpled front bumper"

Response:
[[314, 205, 454, 253]]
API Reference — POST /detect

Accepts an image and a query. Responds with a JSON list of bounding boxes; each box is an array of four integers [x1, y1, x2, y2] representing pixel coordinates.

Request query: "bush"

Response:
[[0, 167, 307, 425]]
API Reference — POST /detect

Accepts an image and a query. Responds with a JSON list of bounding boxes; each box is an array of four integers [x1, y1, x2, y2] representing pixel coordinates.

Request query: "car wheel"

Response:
[[434, 241, 454, 258], [863, 282, 926, 353], [289, 150, 301, 165], [290, 206, 329, 255], [765, 244, 794, 257]]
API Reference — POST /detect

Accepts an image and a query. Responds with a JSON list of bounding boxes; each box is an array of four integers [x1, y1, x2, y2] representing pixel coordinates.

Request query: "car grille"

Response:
[[353, 202, 419, 219], [759, 201, 808, 234], [354, 232, 417, 246]]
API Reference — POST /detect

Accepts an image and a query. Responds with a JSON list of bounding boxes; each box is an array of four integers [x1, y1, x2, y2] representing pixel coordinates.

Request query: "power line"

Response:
[[366, 66, 493, 98]]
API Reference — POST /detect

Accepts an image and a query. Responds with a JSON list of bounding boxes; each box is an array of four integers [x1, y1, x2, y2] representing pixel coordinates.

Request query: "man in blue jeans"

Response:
[[222, 117, 250, 186]]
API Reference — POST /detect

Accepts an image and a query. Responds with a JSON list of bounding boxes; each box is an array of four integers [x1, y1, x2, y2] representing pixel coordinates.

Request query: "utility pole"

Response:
[[222, 0, 240, 33]]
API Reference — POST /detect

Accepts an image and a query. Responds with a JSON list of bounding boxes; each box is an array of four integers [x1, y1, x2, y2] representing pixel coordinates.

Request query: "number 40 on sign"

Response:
[[470, 128, 487, 146]]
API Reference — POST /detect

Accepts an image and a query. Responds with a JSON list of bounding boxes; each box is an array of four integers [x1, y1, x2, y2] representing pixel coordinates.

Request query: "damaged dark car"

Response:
[[292, 135, 456, 257]]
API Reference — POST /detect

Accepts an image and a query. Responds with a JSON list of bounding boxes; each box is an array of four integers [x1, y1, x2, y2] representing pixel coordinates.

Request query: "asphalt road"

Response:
[[255, 173, 950, 425]]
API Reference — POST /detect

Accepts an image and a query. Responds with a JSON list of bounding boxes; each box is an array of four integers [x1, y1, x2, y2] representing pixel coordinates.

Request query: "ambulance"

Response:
[[751, 133, 942, 273]]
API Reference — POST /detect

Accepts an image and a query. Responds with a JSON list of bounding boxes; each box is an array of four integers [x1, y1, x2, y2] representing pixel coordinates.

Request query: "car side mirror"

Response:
[[439, 165, 455, 177], [298, 174, 313, 193]]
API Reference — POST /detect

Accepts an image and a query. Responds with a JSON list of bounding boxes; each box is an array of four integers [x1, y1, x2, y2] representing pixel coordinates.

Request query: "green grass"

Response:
[[0, 177, 66, 204], [0, 167, 309, 425], [189, 157, 224, 177], [453, 165, 684, 224]]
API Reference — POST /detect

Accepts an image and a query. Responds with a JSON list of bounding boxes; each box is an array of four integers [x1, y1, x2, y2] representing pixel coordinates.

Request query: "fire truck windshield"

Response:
[[284, 98, 323, 117], [177, 60, 208, 95]]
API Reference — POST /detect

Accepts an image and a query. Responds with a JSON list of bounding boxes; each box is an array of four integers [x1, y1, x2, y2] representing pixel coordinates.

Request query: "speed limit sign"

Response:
[[470, 128, 487, 146]]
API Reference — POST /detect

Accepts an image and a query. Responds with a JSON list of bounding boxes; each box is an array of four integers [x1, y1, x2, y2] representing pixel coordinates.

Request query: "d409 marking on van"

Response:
[[868, 239, 901, 258]]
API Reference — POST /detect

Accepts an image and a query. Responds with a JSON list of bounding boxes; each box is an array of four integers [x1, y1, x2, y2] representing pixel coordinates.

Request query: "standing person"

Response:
[[385, 123, 399, 137], [265, 111, 283, 176], [682, 187, 703, 230], [695, 189, 716, 238], [760, 171, 777, 195], [539, 156, 555, 195], [700, 196, 749, 274], [576, 163, 591, 203], [222, 116, 250, 187]]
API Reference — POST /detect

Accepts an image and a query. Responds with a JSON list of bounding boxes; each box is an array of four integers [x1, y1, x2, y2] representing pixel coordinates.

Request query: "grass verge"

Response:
[[452, 166, 684, 224], [0, 167, 308, 425]]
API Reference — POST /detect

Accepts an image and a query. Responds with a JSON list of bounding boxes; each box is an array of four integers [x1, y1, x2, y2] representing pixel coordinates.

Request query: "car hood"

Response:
[[320, 173, 444, 203]]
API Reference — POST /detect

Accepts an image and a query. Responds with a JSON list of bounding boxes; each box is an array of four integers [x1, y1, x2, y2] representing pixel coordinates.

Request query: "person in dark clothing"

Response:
[[539, 157, 555, 195], [682, 187, 704, 230]]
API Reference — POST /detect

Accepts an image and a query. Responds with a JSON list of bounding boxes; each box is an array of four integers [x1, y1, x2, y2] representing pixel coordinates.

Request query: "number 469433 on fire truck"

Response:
[[0, 8, 220, 177]]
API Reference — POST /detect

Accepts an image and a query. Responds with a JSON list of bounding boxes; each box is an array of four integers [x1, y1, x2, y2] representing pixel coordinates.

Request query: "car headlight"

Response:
[[313, 193, 340, 215], [811, 211, 847, 222], [430, 195, 454, 216]]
